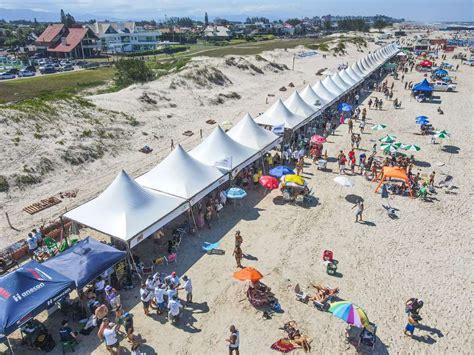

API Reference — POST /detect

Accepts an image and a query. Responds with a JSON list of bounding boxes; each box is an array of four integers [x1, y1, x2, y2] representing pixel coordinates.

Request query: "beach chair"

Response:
[[166, 253, 177, 265], [154, 257, 166, 266], [202, 242, 220, 254], [326, 260, 338, 276], [322, 250, 333, 262], [358, 322, 377, 349], [294, 283, 309, 303], [140, 260, 154, 278]]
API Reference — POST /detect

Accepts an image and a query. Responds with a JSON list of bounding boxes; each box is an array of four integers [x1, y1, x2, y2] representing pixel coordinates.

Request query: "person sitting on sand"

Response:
[[309, 283, 339, 303]]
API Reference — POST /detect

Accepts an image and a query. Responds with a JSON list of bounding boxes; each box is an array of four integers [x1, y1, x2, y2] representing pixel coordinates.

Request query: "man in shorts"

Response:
[[226, 325, 240, 354], [103, 322, 120, 355], [154, 284, 166, 315], [139, 283, 152, 316], [180, 275, 193, 306]]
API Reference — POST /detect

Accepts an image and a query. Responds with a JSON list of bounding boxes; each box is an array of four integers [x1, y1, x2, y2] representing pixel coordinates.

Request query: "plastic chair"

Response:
[[44, 237, 59, 256], [154, 257, 166, 266], [323, 250, 334, 262], [326, 261, 338, 276], [140, 261, 154, 277], [166, 253, 177, 264]]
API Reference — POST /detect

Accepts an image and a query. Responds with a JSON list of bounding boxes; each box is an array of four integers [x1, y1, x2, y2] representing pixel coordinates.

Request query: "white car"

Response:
[[432, 81, 456, 92], [18, 69, 36, 77], [0, 72, 16, 80]]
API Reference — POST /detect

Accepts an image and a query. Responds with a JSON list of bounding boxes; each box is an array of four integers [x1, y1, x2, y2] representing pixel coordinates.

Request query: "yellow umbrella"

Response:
[[283, 174, 305, 186]]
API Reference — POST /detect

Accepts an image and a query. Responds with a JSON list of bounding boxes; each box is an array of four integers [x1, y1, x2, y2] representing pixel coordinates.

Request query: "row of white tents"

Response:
[[64, 42, 400, 248]]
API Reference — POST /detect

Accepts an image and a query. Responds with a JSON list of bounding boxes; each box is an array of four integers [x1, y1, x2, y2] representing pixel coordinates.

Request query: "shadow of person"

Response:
[[243, 254, 258, 261], [441, 145, 460, 154], [411, 334, 437, 344], [188, 301, 210, 314], [416, 323, 444, 338], [359, 220, 376, 227]]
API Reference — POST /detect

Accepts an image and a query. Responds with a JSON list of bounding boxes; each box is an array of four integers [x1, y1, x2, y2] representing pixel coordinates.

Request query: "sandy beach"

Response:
[[2, 33, 474, 354]]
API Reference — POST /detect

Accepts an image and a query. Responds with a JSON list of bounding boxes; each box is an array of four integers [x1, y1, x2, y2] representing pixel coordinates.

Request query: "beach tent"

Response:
[[227, 113, 282, 153], [312, 81, 337, 103], [64, 170, 189, 246], [354, 61, 368, 77], [346, 66, 364, 82], [332, 72, 353, 91], [339, 69, 359, 86], [254, 98, 306, 130], [43, 237, 127, 288], [137, 145, 228, 205], [433, 68, 448, 77], [284, 91, 317, 117], [361, 57, 374, 72], [412, 79, 433, 93], [0, 261, 75, 337], [375, 167, 413, 196], [365, 55, 377, 69], [300, 84, 328, 108], [190, 126, 261, 174], [322, 76, 345, 97]]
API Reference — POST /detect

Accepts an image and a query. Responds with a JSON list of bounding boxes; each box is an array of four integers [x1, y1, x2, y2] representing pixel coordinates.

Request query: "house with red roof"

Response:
[[36, 24, 100, 58]]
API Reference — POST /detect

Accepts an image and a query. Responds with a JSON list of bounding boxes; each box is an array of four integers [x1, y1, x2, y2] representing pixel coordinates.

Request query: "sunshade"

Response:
[[269, 166, 294, 178], [338, 103, 352, 112], [259, 175, 279, 190], [226, 187, 247, 199], [282, 174, 305, 186], [416, 117, 430, 125], [329, 301, 370, 328], [434, 130, 449, 138], [416, 115, 429, 121], [221, 121, 233, 130], [234, 267, 263, 282], [401, 144, 421, 152], [334, 176, 354, 187], [379, 135, 397, 143], [311, 135, 327, 144], [381, 143, 400, 153], [371, 124, 386, 131]]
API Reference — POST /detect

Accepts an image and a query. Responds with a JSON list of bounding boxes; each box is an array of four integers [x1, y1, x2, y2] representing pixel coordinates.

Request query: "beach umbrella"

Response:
[[259, 175, 279, 190], [329, 301, 370, 328], [379, 135, 397, 143], [434, 130, 449, 139], [338, 103, 352, 112], [402, 144, 421, 152], [233, 267, 263, 282], [310, 134, 327, 144], [226, 187, 247, 199], [282, 174, 305, 186], [416, 116, 429, 124], [371, 124, 387, 131], [269, 166, 294, 178], [380, 143, 400, 153], [334, 176, 354, 188]]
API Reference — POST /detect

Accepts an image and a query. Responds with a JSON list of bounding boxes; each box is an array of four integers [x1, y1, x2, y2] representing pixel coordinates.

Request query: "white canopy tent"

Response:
[[136, 145, 228, 205], [351, 62, 366, 78], [64, 170, 189, 247], [284, 91, 317, 118], [300, 84, 328, 109], [346, 66, 364, 83], [227, 113, 282, 153], [362, 57, 374, 71], [332, 72, 352, 92], [356, 60, 371, 76], [190, 126, 260, 175], [322, 76, 345, 97], [312, 81, 337, 104], [254, 98, 306, 130], [340, 69, 359, 86]]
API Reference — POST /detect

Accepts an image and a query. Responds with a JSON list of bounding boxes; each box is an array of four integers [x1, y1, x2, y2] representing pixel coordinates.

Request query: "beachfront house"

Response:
[[203, 25, 233, 40], [87, 21, 161, 53], [35, 24, 100, 58]]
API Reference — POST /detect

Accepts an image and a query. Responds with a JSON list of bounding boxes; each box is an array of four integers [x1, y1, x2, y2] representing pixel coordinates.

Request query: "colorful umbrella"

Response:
[[380, 143, 400, 153], [334, 176, 354, 187], [233, 267, 263, 282], [402, 144, 421, 152], [226, 187, 247, 199], [329, 301, 370, 328], [269, 166, 295, 178], [338, 103, 352, 112], [282, 174, 305, 186], [259, 175, 279, 190], [371, 124, 386, 131], [311, 135, 327, 144], [379, 135, 397, 143]]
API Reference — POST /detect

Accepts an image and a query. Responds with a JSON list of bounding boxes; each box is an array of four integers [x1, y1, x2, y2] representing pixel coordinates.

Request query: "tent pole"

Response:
[[6, 336, 14, 355], [126, 243, 142, 281], [189, 203, 200, 237], [261, 155, 266, 175]]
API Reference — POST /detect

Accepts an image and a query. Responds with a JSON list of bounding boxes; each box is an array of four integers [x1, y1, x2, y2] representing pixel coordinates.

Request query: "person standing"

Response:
[[154, 284, 166, 315], [348, 118, 353, 134], [352, 200, 364, 223], [359, 119, 366, 134], [103, 322, 121, 355], [26, 233, 38, 259], [233, 245, 243, 268], [226, 325, 240, 355], [180, 275, 193, 306], [139, 284, 152, 316], [234, 231, 243, 248], [168, 295, 183, 325]]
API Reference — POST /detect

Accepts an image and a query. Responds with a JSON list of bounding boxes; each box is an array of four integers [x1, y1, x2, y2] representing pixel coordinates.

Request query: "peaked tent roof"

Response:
[[356, 60, 370, 75], [346, 66, 364, 82], [340, 69, 359, 86], [284, 91, 317, 117], [0, 261, 75, 336], [254, 98, 306, 130], [43, 237, 126, 289], [312, 81, 337, 103], [137, 145, 228, 203], [412, 79, 433, 92], [332, 72, 352, 91], [322, 76, 345, 96], [64, 170, 188, 243], [300, 84, 328, 108], [351, 62, 366, 78], [227, 113, 281, 152], [189, 126, 260, 173]]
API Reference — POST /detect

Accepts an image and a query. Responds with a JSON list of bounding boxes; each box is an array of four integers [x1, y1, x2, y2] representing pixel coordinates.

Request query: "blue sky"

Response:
[[2, 0, 473, 22]]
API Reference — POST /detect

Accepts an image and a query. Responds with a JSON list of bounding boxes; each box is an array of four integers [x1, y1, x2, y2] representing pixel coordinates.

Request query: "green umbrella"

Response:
[[380, 143, 399, 153], [371, 124, 387, 131], [402, 144, 421, 152], [379, 135, 397, 143], [434, 131, 449, 139]]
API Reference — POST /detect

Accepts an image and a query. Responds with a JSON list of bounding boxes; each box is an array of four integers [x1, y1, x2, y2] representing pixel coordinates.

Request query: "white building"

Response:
[[87, 21, 161, 53], [203, 25, 232, 40]]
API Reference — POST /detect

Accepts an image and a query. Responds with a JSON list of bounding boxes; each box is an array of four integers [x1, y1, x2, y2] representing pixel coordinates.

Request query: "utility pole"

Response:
[[292, 54, 296, 70]]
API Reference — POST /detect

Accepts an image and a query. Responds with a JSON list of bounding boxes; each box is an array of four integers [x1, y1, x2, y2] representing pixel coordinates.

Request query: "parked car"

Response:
[[5, 68, 19, 75], [432, 81, 456, 92], [18, 69, 36, 77], [24, 65, 36, 72], [39, 64, 56, 74], [0, 72, 16, 80], [61, 64, 74, 71]]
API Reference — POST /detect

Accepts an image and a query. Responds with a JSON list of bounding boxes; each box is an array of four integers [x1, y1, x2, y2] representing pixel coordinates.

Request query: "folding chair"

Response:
[[154, 256, 166, 266]]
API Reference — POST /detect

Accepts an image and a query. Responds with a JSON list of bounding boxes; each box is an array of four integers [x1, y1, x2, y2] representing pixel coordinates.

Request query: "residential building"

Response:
[[87, 21, 161, 53], [203, 25, 232, 40], [35, 24, 99, 58]]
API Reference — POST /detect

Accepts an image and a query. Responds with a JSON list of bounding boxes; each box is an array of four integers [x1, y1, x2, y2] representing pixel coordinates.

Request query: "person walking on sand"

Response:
[[233, 245, 243, 268], [368, 98, 372, 110], [235, 230, 243, 247], [352, 200, 364, 223], [179, 275, 193, 307], [226, 325, 240, 355], [348, 118, 353, 134]]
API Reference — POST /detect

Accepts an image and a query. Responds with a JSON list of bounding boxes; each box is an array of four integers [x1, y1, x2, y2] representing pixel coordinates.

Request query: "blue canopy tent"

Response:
[[0, 261, 75, 338], [43, 237, 126, 289], [412, 79, 433, 93], [432, 68, 448, 77]]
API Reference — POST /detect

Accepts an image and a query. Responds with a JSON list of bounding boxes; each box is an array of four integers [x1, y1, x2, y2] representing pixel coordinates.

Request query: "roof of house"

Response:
[[203, 25, 232, 37], [37, 24, 65, 43], [48, 27, 89, 53]]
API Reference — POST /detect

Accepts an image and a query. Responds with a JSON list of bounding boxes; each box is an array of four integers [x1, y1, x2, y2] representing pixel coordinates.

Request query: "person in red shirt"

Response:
[[348, 149, 355, 161]]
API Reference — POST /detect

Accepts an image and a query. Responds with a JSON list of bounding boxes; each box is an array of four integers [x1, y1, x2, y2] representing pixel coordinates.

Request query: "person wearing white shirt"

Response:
[[179, 275, 193, 306], [140, 283, 153, 316], [168, 295, 183, 324], [154, 285, 166, 315], [166, 285, 177, 302], [103, 322, 120, 354]]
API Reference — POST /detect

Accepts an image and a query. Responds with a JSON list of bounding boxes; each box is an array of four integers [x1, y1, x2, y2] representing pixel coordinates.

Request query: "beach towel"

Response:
[[271, 338, 298, 353]]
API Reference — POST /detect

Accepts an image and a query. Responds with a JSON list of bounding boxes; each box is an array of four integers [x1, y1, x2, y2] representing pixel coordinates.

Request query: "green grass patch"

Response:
[[0, 67, 116, 104]]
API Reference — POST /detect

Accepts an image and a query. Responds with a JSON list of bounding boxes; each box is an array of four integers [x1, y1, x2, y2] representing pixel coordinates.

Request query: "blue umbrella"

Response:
[[226, 187, 247, 199], [416, 115, 429, 121], [415, 116, 429, 124], [338, 103, 352, 112], [269, 166, 294, 178]]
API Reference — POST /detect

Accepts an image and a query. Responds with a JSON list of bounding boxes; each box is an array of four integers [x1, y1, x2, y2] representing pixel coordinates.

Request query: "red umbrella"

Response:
[[419, 60, 432, 67], [259, 175, 279, 190], [311, 135, 327, 144]]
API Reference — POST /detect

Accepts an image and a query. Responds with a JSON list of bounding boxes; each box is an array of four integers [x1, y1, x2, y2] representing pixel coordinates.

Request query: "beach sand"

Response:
[[2, 34, 473, 354]]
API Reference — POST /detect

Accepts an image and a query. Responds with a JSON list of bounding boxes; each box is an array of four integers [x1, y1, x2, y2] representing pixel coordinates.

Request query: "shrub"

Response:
[[114, 59, 156, 88], [0, 175, 9, 192]]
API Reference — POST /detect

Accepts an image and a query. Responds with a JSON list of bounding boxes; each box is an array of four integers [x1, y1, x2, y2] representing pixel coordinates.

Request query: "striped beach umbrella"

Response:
[[226, 187, 247, 199], [434, 130, 449, 139], [329, 301, 370, 328], [402, 144, 421, 152], [380, 143, 400, 153], [371, 124, 387, 131], [379, 135, 397, 143]]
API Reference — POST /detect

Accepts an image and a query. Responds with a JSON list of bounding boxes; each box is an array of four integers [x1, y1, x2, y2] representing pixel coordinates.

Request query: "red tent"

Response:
[[419, 60, 433, 68]]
